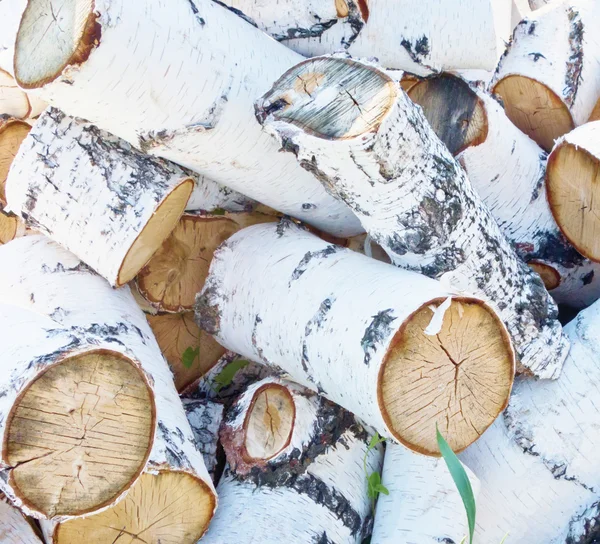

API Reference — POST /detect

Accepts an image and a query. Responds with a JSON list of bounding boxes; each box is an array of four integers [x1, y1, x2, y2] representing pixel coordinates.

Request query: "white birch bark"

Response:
[[0, 494, 42, 544], [512, 0, 532, 25], [0, 0, 26, 74], [493, 0, 600, 138], [202, 377, 383, 544], [12, 0, 362, 238], [221, 0, 512, 75], [457, 83, 600, 308], [256, 56, 567, 379], [530, 0, 560, 9], [6, 107, 199, 287], [196, 220, 515, 455], [371, 442, 480, 544], [183, 400, 223, 481], [0, 235, 216, 522], [460, 300, 600, 542]]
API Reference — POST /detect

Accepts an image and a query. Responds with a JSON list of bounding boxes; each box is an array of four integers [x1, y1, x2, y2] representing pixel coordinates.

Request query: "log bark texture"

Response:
[[202, 377, 383, 544], [0, 235, 216, 532], [256, 56, 567, 379], [196, 220, 515, 455], [0, 494, 42, 544], [371, 442, 479, 544], [6, 107, 198, 287], [492, 0, 600, 151], [220, 0, 512, 75], [460, 300, 600, 542], [12, 0, 362, 237], [408, 73, 600, 309]]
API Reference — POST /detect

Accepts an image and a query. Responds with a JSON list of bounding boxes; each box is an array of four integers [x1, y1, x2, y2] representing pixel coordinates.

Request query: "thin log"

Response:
[[196, 220, 515, 455], [0, 235, 216, 536], [12, 0, 362, 237], [256, 56, 568, 379], [407, 73, 600, 309], [220, 0, 512, 75], [460, 298, 600, 542], [202, 377, 383, 544], [492, 0, 600, 151], [0, 494, 43, 544], [371, 442, 480, 543]]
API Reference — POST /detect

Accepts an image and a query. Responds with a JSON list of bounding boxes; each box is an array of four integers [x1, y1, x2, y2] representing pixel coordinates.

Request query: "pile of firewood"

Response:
[[0, 0, 599, 542]]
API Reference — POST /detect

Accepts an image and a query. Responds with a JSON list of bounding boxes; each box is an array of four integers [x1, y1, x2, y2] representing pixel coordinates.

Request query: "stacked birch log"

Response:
[[1, 0, 600, 542]]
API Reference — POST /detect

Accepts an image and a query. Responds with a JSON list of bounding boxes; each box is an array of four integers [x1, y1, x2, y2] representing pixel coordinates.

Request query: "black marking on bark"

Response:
[[212, 0, 258, 27], [302, 203, 316, 210], [400, 36, 431, 67], [291, 245, 341, 283], [158, 421, 193, 471], [530, 153, 548, 202], [187, 0, 206, 25], [528, 52, 546, 62], [313, 532, 335, 544], [195, 284, 222, 336], [302, 298, 334, 392], [40, 261, 95, 275], [276, 19, 338, 41], [528, 21, 536, 35], [275, 216, 297, 237], [251, 315, 269, 363], [566, 501, 600, 544], [582, 270, 595, 285], [361, 310, 396, 365], [255, 98, 290, 126], [564, 8, 584, 108], [519, 230, 586, 268]]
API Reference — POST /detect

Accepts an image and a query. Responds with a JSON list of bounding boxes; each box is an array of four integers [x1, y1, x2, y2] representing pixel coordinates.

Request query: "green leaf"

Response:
[[437, 425, 476, 544], [499, 534, 509, 544], [211, 208, 226, 216], [213, 359, 250, 392], [182, 347, 200, 369], [376, 483, 389, 495], [368, 432, 385, 450]]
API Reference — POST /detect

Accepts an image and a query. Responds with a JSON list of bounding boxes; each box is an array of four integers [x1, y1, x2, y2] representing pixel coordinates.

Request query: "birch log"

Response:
[[460, 299, 600, 542], [492, 0, 600, 151], [0, 235, 216, 540], [256, 56, 567, 379], [11, 0, 362, 238], [0, 70, 45, 121], [0, 116, 29, 206], [407, 73, 600, 308], [196, 221, 515, 455], [202, 377, 383, 544], [220, 0, 512, 75], [512, 0, 532, 25], [0, 494, 42, 544], [546, 121, 600, 266], [5, 107, 196, 287], [371, 442, 479, 544]]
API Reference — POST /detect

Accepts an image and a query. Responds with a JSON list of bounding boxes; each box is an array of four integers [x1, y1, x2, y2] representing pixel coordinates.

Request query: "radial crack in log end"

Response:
[[379, 297, 514, 455], [51, 471, 215, 544], [3, 350, 155, 518], [547, 137, 600, 262], [136, 212, 277, 312], [493, 75, 574, 152], [407, 74, 488, 155], [0, 118, 30, 206], [15, 0, 99, 90], [260, 57, 397, 140], [147, 312, 225, 393]]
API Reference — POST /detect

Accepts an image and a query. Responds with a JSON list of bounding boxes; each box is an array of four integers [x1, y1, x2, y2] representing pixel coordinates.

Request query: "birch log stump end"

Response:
[[0, 117, 30, 206]]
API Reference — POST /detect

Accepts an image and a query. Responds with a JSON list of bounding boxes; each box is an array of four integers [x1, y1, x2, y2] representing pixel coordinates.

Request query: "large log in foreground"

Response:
[[202, 377, 383, 544], [406, 73, 600, 309], [0, 236, 216, 539], [12, 0, 362, 237], [460, 299, 600, 542], [492, 0, 600, 151], [221, 0, 512, 75], [196, 221, 515, 455], [256, 56, 567, 378]]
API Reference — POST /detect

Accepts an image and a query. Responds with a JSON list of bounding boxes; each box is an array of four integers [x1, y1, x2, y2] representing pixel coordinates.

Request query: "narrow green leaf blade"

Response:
[[436, 425, 476, 544], [214, 359, 250, 391], [182, 347, 199, 369]]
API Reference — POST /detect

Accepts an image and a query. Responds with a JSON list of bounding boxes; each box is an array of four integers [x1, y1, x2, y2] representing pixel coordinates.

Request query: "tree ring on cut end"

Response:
[[378, 297, 514, 456], [3, 350, 156, 518], [53, 471, 215, 544]]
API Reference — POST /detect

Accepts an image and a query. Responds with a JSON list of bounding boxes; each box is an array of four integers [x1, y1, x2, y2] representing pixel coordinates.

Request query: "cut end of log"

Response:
[[15, 0, 98, 90], [0, 119, 31, 206], [407, 74, 488, 155], [0, 70, 32, 120], [547, 142, 600, 262], [0, 211, 20, 245], [4, 350, 155, 518], [528, 260, 561, 290], [259, 57, 397, 140], [52, 471, 215, 543], [117, 178, 194, 287], [493, 75, 573, 151], [379, 297, 514, 456], [147, 312, 226, 393], [243, 383, 295, 461]]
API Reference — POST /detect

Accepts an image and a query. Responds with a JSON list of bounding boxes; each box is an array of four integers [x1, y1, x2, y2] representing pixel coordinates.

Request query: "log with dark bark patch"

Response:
[[256, 56, 568, 379], [202, 377, 383, 544], [196, 220, 515, 455]]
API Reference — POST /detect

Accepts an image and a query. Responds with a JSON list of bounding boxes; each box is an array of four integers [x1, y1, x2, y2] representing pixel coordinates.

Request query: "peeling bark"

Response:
[[256, 56, 568, 379]]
